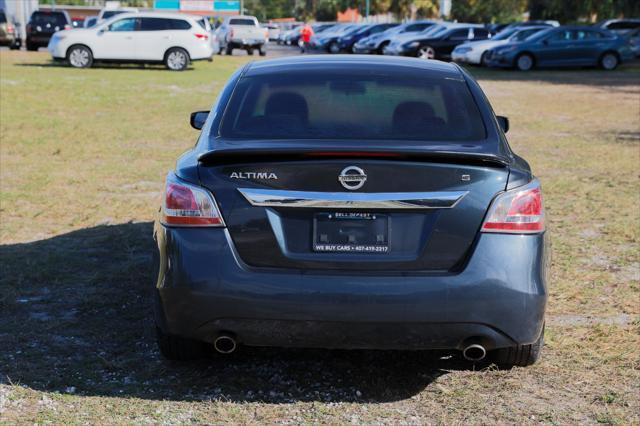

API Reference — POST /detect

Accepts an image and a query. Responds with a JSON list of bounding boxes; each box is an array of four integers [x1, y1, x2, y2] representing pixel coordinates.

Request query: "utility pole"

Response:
[[365, 0, 370, 20]]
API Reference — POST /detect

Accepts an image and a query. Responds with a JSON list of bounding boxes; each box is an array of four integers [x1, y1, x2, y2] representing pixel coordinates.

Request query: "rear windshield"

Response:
[[0, 12, 7, 23], [220, 72, 486, 141], [229, 18, 255, 26], [31, 12, 67, 25]]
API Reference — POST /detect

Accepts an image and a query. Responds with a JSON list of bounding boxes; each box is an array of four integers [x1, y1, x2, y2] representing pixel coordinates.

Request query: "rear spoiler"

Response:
[[197, 148, 511, 168]]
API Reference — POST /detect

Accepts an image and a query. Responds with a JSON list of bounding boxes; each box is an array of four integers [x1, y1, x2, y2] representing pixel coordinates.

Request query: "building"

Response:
[[154, 0, 240, 17]]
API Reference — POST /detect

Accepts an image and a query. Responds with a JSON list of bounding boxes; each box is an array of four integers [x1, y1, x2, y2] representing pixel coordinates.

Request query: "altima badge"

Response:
[[338, 166, 367, 190], [230, 172, 278, 180]]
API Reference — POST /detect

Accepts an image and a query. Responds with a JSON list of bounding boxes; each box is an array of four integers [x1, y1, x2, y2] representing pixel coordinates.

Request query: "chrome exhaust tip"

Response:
[[213, 334, 237, 354], [462, 343, 487, 362]]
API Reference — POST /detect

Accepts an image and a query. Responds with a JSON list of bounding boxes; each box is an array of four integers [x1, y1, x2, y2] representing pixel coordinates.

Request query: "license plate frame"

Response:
[[312, 212, 390, 253]]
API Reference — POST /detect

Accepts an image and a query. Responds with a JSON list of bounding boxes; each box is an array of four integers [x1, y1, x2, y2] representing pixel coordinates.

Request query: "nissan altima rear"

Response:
[[153, 56, 548, 367]]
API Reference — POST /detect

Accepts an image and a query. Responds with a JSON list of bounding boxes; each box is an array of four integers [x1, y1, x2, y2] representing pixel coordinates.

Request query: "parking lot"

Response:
[[0, 46, 639, 424]]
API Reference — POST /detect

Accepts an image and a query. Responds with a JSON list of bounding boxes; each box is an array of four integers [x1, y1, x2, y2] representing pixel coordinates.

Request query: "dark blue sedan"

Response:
[[485, 26, 634, 70], [154, 56, 548, 367]]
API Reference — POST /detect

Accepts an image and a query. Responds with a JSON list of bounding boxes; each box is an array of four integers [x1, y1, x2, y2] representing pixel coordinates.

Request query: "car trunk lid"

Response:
[[198, 150, 509, 272]]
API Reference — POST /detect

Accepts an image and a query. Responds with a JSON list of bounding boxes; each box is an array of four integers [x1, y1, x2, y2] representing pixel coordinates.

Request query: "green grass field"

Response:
[[1, 50, 639, 424]]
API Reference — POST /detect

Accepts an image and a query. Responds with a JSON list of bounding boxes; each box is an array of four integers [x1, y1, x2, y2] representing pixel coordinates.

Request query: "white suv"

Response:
[[48, 12, 213, 71]]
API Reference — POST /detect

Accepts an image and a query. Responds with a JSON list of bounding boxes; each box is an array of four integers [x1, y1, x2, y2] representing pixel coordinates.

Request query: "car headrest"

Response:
[[264, 92, 309, 123], [392, 101, 436, 124]]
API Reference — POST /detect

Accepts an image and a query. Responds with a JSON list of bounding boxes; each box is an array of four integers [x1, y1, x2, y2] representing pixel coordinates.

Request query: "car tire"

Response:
[[258, 46, 266, 56], [155, 326, 207, 361], [164, 47, 189, 71], [328, 42, 340, 54], [515, 53, 534, 71], [492, 324, 544, 367], [480, 51, 488, 66], [418, 46, 436, 60], [599, 52, 619, 70], [67, 45, 93, 69], [26, 41, 38, 51], [225, 46, 233, 55], [377, 41, 389, 55], [247, 47, 254, 55]]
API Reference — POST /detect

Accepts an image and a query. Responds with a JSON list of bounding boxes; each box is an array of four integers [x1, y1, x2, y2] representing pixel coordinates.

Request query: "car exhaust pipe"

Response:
[[462, 343, 486, 362], [213, 334, 237, 354]]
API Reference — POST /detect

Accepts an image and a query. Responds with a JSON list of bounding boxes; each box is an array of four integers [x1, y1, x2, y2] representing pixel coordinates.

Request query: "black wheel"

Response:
[[9, 40, 20, 50], [328, 42, 340, 54], [67, 45, 93, 68], [225, 46, 233, 55], [164, 47, 189, 71], [155, 326, 207, 361], [491, 325, 544, 367], [377, 41, 389, 55], [247, 47, 254, 55], [26, 41, 38, 51], [258, 46, 266, 56], [599, 52, 619, 70], [515, 53, 534, 71], [480, 51, 488, 66]]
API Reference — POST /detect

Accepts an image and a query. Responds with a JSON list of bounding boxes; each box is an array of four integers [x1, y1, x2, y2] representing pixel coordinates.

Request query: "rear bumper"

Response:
[[228, 39, 265, 49], [154, 224, 548, 351], [188, 43, 214, 61]]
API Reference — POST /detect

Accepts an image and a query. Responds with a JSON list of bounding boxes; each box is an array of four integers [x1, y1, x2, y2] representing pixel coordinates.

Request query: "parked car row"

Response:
[[296, 18, 639, 70]]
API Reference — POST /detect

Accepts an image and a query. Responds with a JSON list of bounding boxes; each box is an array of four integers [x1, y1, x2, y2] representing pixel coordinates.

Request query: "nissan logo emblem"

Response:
[[338, 166, 367, 190]]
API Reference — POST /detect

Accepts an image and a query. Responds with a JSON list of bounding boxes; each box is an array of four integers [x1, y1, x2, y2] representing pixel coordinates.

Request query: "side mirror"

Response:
[[497, 115, 510, 133], [190, 111, 209, 130]]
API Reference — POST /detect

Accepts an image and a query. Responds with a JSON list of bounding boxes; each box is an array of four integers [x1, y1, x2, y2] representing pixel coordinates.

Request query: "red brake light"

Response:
[[481, 180, 545, 233], [194, 33, 209, 40], [161, 174, 224, 227], [64, 24, 71, 30]]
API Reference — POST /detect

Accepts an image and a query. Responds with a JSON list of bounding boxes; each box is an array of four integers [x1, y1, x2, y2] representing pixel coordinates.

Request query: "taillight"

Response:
[[64, 24, 71, 30], [481, 179, 545, 234], [194, 33, 209, 41], [161, 173, 224, 227], [229, 28, 234, 39], [7, 24, 14, 33]]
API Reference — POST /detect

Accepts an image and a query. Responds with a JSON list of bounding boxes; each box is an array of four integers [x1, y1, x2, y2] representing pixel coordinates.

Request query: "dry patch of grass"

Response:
[[1, 51, 639, 424]]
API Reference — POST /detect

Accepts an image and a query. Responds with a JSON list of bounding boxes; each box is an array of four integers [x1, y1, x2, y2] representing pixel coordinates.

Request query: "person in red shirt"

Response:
[[299, 22, 314, 53]]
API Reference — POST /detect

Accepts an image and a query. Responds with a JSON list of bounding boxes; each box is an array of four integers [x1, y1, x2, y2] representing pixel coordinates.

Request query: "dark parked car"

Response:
[[353, 20, 435, 54], [335, 23, 398, 53], [485, 26, 634, 71], [311, 24, 362, 53], [384, 24, 490, 59], [153, 55, 548, 367], [595, 19, 640, 36], [26, 10, 71, 51]]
